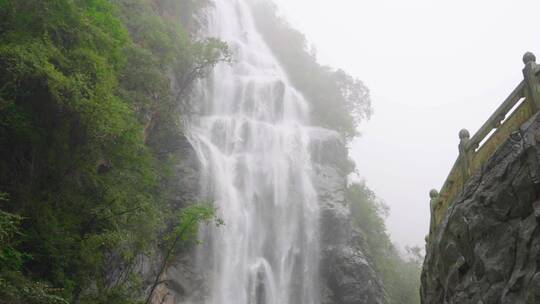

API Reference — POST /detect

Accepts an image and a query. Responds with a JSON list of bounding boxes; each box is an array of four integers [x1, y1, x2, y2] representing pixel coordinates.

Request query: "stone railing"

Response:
[[428, 52, 540, 237]]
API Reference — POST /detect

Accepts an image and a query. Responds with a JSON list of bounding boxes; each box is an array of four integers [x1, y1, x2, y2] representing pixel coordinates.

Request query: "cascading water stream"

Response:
[[188, 1, 321, 303]]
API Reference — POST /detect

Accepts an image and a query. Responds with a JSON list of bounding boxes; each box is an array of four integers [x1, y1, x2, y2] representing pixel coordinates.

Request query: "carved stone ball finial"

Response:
[[429, 189, 439, 199], [459, 129, 470, 140], [523, 52, 536, 65]]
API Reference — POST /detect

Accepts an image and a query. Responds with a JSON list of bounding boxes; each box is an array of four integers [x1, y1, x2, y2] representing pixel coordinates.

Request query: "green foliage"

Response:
[[153, 0, 208, 27], [250, 1, 372, 139], [251, 2, 418, 300], [0, 0, 156, 297], [145, 204, 222, 304], [0, 0, 229, 303], [0, 193, 24, 272], [347, 183, 421, 304], [113, 0, 231, 143], [171, 204, 222, 243], [0, 271, 70, 304], [0, 193, 69, 304]]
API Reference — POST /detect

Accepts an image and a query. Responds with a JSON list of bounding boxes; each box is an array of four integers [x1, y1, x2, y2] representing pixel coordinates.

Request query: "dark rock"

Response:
[[105, 133, 204, 304], [143, 132, 204, 303], [421, 113, 540, 304], [124, 105, 385, 304], [313, 132, 387, 304], [138, 130, 387, 304]]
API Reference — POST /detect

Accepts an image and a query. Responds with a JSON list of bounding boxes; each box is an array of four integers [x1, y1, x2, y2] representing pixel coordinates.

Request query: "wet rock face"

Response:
[[150, 137, 206, 303], [314, 135, 386, 304], [422, 114, 540, 304], [144, 251, 206, 304], [105, 133, 203, 304], [139, 134, 205, 304], [145, 132, 387, 304], [138, 126, 387, 304]]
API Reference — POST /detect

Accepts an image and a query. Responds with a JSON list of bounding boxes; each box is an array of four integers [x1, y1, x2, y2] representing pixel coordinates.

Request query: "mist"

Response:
[[3, 1, 540, 303], [273, 0, 540, 248]]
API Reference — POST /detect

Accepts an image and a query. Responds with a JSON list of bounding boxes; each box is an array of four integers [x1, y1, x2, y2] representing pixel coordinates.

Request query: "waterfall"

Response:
[[188, 0, 321, 303]]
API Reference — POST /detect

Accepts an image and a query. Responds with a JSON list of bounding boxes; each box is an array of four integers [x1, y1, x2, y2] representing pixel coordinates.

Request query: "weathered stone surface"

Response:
[[144, 133, 204, 304], [109, 133, 204, 304], [144, 130, 387, 304], [131, 116, 386, 304], [313, 133, 387, 304], [144, 249, 206, 304], [422, 113, 540, 304]]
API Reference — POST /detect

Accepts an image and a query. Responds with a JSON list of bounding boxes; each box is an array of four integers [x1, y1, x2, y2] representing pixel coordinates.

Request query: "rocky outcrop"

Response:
[[142, 249, 206, 304], [114, 133, 205, 304], [142, 129, 388, 304], [311, 130, 387, 304], [141, 133, 204, 304], [131, 1, 388, 303], [422, 113, 540, 303]]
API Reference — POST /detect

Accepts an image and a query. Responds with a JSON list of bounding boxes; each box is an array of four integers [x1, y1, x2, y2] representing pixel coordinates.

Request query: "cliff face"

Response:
[[312, 131, 387, 304], [422, 113, 540, 304], [140, 130, 387, 304], [104, 133, 203, 304], [134, 2, 386, 303], [141, 134, 204, 304]]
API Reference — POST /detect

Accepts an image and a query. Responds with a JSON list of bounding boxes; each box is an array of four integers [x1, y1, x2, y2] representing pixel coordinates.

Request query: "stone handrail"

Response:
[[428, 52, 540, 238]]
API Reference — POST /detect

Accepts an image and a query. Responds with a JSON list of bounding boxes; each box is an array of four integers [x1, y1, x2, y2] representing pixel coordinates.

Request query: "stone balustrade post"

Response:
[[523, 52, 540, 113], [458, 129, 471, 182], [428, 189, 439, 237]]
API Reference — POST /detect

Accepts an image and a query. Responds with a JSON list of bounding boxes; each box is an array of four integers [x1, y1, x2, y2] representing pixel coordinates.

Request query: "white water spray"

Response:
[[188, 1, 321, 303]]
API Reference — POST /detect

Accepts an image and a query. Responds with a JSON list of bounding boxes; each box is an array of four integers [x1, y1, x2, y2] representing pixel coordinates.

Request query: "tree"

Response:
[[0, 193, 69, 304], [347, 183, 422, 304], [145, 205, 223, 304], [0, 0, 230, 302]]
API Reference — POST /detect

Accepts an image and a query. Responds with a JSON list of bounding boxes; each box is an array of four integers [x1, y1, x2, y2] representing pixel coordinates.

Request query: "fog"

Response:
[[272, 0, 540, 248]]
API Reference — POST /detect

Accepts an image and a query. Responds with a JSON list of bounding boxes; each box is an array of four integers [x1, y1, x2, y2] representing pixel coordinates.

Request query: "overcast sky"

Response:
[[270, 0, 540, 248]]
